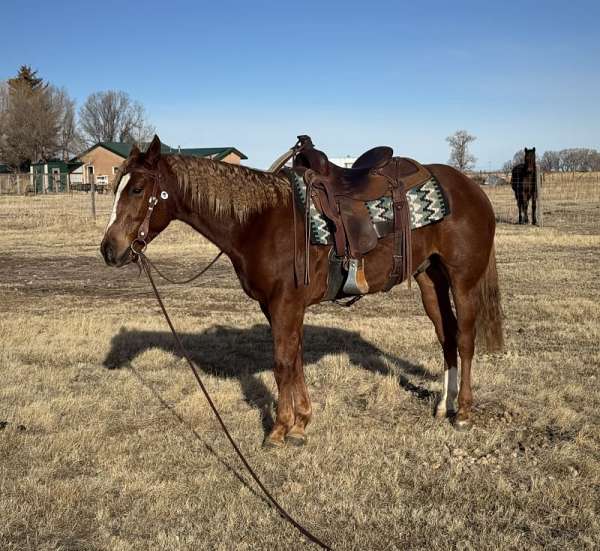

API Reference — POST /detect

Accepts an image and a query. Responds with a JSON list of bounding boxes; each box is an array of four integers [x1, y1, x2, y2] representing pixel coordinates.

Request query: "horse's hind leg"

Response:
[[448, 275, 480, 430], [531, 193, 538, 225], [415, 262, 458, 418]]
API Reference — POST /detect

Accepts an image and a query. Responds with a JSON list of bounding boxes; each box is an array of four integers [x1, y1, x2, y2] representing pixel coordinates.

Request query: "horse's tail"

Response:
[[476, 243, 504, 353]]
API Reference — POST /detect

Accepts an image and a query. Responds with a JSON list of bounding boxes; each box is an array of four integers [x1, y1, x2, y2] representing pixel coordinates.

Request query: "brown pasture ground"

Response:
[[0, 177, 599, 550]]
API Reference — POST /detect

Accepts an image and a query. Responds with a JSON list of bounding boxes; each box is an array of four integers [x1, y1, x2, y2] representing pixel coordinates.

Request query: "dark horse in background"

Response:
[[511, 147, 538, 225], [100, 136, 503, 448]]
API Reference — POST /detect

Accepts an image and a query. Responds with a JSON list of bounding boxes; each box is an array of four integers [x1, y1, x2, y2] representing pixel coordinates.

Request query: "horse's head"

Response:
[[524, 147, 536, 171], [100, 135, 175, 267]]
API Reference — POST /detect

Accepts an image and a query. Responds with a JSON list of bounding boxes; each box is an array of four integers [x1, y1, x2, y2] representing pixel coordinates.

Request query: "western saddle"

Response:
[[274, 135, 431, 296]]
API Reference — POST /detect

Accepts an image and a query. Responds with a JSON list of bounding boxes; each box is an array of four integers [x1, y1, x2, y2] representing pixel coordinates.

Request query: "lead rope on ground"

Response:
[[136, 252, 332, 551]]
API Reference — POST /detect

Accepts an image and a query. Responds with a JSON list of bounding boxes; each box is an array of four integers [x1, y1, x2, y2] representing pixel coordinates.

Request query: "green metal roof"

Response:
[[31, 158, 83, 171], [73, 142, 247, 161]]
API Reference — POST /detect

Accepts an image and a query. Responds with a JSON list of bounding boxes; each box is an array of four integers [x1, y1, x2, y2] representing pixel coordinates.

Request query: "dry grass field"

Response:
[[1, 177, 599, 550]]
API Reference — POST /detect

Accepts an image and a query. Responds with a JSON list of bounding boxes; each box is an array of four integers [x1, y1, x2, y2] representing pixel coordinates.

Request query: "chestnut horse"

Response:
[[101, 136, 503, 447], [511, 147, 538, 225]]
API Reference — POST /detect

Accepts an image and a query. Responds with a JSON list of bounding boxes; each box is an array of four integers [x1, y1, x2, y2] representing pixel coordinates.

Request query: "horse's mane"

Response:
[[163, 155, 291, 222]]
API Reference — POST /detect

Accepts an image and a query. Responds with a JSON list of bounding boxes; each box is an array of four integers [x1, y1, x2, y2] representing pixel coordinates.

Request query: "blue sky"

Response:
[[1, 0, 599, 168]]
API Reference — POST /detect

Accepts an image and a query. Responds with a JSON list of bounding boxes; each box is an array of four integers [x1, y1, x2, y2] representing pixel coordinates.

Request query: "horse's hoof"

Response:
[[286, 433, 307, 447], [435, 407, 447, 419], [262, 437, 285, 450], [453, 418, 473, 432], [435, 406, 457, 419]]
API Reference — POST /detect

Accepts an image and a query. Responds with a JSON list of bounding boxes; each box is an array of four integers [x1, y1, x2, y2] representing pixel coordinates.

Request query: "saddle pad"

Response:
[[288, 171, 450, 245]]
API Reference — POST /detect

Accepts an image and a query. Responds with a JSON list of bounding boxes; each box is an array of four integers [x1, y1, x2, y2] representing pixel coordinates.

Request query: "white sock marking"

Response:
[[439, 366, 459, 413]]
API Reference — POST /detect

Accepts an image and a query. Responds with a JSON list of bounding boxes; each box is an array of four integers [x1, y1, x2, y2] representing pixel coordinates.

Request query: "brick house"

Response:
[[70, 142, 247, 190]]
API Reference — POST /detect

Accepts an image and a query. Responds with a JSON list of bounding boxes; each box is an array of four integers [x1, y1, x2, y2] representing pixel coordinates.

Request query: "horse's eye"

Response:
[[132, 187, 144, 195]]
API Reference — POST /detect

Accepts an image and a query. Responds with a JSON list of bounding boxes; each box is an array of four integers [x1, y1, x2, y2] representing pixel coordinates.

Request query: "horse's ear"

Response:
[[145, 135, 162, 165], [129, 143, 141, 160]]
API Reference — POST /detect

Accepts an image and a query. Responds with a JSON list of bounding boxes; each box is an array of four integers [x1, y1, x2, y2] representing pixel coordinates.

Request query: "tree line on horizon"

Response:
[[2, 67, 598, 175], [445, 130, 600, 175], [0, 66, 155, 170], [503, 148, 600, 174]]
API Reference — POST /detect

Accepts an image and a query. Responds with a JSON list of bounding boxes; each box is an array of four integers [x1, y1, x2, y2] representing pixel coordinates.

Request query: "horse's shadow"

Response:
[[103, 324, 435, 434]]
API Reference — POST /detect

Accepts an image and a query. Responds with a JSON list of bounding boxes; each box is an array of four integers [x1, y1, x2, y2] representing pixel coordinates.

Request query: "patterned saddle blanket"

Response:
[[289, 171, 450, 246]]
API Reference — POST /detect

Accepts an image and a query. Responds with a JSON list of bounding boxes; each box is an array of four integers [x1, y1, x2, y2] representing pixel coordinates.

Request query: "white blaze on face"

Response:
[[104, 173, 130, 235]]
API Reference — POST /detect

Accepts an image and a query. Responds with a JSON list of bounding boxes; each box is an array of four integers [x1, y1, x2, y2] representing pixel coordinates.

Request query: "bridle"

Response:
[[130, 170, 164, 256], [121, 165, 331, 550]]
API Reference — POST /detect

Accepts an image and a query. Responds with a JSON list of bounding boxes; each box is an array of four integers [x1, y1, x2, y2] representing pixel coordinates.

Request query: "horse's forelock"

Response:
[[112, 164, 127, 195]]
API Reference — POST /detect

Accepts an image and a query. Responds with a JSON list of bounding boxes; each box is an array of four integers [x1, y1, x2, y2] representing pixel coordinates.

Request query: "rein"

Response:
[[141, 251, 223, 285], [129, 176, 331, 550]]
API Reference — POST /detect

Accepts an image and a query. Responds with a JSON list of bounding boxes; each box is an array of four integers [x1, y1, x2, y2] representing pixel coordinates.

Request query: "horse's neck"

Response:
[[176, 207, 242, 255]]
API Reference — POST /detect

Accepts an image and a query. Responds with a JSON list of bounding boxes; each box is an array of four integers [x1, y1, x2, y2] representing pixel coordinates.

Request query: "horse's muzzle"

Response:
[[100, 239, 132, 267]]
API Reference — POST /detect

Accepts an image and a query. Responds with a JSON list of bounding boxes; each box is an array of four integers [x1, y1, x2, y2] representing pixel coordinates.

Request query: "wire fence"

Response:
[[0, 172, 30, 195], [480, 170, 600, 229], [1, 169, 599, 230], [0, 172, 109, 195]]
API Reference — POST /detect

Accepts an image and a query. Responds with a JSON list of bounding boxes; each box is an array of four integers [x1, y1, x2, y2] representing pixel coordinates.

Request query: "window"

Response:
[[112, 166, 121, 174]]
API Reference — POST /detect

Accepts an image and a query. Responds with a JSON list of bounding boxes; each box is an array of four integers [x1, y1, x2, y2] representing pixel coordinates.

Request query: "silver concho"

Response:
[[160, 191, 169, 200]]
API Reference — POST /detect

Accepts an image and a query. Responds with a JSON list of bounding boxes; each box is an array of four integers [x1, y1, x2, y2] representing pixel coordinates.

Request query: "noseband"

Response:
[[130, 171, 168, 255]]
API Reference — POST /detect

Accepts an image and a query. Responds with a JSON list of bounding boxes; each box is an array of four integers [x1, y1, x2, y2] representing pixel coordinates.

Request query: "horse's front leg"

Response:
[[516, 195, 524, 224], [263, 296, 306, 448], [531, 193, 538, 225], [286, 333, 312, 446]]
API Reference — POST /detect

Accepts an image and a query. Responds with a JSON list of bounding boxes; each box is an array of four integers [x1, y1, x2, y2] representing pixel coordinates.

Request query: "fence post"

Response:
[[90, 174, 96, 219]]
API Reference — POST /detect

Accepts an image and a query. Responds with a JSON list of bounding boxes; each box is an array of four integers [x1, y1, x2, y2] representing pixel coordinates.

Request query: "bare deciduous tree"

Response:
[[0, 78, 76, 169], [54, 88, 83, 160], [539, 150, 560, 172], [512, 149, 525, 166], [509, 148, 600, 173], [79, 90, 155, 146], [501, 160, 514, 178], [558, 148, 600, 172], [446, 130, 477, 172], [0, 82, 9, 159], [0, 65, 82, 170]]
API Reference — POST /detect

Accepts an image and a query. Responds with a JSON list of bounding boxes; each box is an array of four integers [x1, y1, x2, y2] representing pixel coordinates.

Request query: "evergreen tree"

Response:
[[8, 65, 46, 93]]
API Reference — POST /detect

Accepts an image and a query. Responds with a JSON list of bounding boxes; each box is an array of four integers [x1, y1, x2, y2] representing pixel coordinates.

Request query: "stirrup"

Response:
[[343, 258, 369, 295]]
